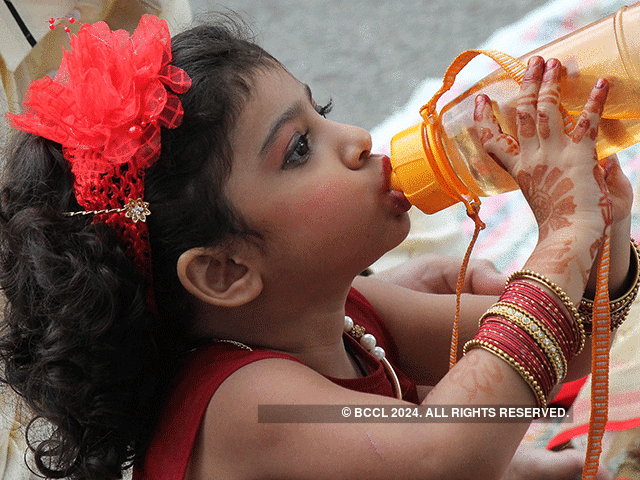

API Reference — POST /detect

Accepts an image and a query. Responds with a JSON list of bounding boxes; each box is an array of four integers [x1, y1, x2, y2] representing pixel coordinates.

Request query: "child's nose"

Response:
[[337, 123, 372, 170]]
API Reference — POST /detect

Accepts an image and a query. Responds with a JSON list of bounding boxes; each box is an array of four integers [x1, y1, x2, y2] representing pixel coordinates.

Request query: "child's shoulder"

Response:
[[139, 345, 308, 480], [186, 356, 354, 479]]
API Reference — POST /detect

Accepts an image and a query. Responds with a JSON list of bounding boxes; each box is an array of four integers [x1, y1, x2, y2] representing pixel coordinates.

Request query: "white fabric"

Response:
[[0, 392, 33, 480]]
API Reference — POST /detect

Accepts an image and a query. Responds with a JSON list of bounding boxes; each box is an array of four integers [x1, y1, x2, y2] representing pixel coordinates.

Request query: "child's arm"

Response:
[[191, 350, 538, 480], [370, 253, 505, 295], [352, 273, 498, 385], [355, 255, 506, 387]]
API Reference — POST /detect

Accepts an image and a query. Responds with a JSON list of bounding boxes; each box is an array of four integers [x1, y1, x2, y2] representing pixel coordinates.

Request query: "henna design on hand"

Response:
[[593, 163, 614, 228], [572, 80, 607, 144], [537, 93, 559, 105], [517, 165, 576, 242], [527, 237, 575, 275], [478, 59, 614, 294], [572, 117, 592, 144], [537, 112, 551, 140], [503, 136, 520, 155], [476, 94, 521, 158], [480, 127, 494, 143], [517, 112, 536, 138]]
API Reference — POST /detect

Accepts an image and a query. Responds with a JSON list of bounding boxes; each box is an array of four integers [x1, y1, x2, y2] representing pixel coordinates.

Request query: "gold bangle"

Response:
[[507, 270, 585, 355], [485, 302, 567, 382], [580, 307, 632, 336], [580, 238, 640, 309], [579, 238, 640, 334], [463, 339, 547, 408]]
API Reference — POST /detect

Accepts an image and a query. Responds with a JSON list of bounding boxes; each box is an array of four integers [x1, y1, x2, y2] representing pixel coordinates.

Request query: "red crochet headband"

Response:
[[7, 15, 192, 310]]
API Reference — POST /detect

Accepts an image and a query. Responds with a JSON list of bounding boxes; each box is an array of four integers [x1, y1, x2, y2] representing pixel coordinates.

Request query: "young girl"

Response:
[[0, 13, 634, 480]]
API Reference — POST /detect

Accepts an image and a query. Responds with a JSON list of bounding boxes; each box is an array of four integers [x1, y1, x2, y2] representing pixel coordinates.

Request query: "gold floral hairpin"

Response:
[[64, 198, 151, 223]]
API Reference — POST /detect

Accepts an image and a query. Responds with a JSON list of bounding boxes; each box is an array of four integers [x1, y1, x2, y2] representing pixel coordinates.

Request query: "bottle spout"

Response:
[[389, 123, 460, 214], [389, 169, 403, 192]]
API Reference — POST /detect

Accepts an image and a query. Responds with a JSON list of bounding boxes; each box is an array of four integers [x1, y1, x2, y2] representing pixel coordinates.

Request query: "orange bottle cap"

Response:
[[389, 123, 458, 214]]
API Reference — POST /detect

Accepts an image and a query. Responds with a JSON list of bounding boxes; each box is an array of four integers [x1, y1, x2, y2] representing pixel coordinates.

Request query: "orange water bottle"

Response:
[[389, 3, 640, 214]]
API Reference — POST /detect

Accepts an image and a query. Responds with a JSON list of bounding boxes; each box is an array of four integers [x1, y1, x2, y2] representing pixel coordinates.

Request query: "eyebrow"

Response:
[[259, 84, 315, 157]]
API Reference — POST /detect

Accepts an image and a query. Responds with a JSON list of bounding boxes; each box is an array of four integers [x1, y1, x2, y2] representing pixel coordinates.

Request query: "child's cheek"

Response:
[[273, 182, 354, 232]]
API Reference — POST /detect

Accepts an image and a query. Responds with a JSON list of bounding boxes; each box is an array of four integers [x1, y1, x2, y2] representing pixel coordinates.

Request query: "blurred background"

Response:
[[189, 0, 549, 131]]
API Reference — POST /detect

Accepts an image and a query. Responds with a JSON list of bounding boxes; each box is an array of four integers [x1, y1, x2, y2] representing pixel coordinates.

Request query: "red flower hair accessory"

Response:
[[7, 14, 192, 308]]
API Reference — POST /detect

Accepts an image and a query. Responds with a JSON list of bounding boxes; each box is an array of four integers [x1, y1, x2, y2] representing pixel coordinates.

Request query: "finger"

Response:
[[536, 58, 565, 145], [600, 154, 624, 190], [467, 260, 506, 295], [516, 56, 544, 150], [571, 78, 609, 145], [474, 94, 520, 174], [600, 154, 619, 179], [599, 154, 631, 192], [599, 154, 634, 218]]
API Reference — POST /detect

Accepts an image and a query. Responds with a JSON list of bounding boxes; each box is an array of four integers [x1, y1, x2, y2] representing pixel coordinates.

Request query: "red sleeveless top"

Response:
[[134, 288, 418, 480]]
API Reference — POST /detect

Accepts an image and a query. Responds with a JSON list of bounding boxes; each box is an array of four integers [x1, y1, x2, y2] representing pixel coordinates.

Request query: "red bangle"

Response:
[[471, 323, 553, 404], [463, 338, 548, 407], [465, 274, 586, 408], [504, 280, 576, 343], [502, 280, 579, 357], [480, 302, 568, 382], [477, 317, 554, 396], [506, 271, 585, 354], [479, 317, 555, 393], [500, 290, 574, 360], [495, 318, 554, 393]]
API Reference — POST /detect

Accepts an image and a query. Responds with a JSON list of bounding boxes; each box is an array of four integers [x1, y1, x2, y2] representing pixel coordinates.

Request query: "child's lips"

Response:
[[381, 155, 412, 213], [389, 189, 412, 214]]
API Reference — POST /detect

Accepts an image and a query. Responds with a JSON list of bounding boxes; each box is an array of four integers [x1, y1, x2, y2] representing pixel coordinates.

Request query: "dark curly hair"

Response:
[[0, 15, 278, 480]]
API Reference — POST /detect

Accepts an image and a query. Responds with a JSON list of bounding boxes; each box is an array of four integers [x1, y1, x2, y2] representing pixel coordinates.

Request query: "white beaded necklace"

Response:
[[214, 316, 403, 400], [344, 315, 402, 400]]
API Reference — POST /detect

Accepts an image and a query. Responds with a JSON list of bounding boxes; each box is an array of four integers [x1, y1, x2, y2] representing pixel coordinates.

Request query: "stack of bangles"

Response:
[[464, 238, 640, 408]]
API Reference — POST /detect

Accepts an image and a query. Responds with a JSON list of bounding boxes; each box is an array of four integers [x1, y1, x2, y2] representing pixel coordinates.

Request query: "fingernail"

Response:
[[528, 56, 543, 67], [596, 78, 607, 88], [474, 95, 486, 121], [601, 157, 613, 176], [476, 94, 491, 107], [542, 59, 559, 83], [600, 155, 616, 176]]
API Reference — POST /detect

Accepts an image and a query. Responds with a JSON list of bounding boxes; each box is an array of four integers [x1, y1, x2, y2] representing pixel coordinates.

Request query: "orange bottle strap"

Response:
[[420, 49, 576, 134], [438, 49, 532, 367], [430, 49, 610, 480], [449, 204, 485, 370], [583, 236, 611, 480]]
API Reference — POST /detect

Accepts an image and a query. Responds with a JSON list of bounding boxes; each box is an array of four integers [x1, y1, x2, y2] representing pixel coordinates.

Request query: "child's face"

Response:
[[225, 67, 411, 283]]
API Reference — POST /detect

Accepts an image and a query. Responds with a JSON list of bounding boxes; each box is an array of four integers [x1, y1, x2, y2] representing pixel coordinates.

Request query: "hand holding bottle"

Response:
[[473, 56, 615, 304]]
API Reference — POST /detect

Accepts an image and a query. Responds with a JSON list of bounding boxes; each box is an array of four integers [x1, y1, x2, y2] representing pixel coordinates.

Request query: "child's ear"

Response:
[[176, 246, 263, 308]]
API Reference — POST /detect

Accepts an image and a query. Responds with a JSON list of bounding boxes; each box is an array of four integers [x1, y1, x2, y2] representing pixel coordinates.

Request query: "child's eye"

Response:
[[315, 99, 333, 118], [283, 132, 310, 169]]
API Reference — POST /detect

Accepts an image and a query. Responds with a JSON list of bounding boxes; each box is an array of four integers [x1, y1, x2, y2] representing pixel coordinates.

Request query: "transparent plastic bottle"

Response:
[[389, 3, 640, 214]]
